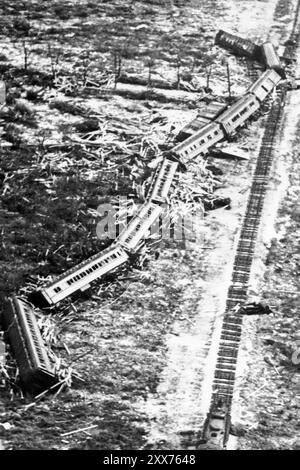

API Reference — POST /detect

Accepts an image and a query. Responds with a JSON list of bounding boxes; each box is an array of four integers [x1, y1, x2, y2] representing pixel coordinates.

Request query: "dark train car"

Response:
[[215, 30, 261, 60], [1, 296, 58, 394]]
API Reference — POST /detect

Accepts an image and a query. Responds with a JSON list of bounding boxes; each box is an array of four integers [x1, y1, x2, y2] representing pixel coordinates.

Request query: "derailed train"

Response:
[[260, 42, 286, 78], [215, 30, 286, 79], [30, 69, 281, 309], [1, 296, 59, 394]]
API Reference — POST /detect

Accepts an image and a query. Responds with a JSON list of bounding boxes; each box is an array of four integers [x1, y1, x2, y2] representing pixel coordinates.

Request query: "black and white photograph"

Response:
[[0, 0, 299, 453]]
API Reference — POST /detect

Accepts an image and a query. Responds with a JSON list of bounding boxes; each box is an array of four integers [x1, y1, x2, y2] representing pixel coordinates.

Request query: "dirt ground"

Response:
[[0, 0, 299, 450]]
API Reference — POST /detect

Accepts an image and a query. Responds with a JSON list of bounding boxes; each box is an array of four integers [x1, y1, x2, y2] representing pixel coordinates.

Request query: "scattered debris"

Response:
[[211, 145, 249, 160], [238, 301, 273, 316], [60, 424, 98, 437], [0, 422, 13, 431]]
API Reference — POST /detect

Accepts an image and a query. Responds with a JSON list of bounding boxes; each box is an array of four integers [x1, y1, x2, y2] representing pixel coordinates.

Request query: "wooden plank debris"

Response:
[[60, 424, 98, 437]]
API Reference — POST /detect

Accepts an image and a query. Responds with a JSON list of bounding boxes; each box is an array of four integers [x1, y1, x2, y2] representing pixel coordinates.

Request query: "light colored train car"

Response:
[[147, 158, 178, 204], [32, 245, 129, 306], [176, 116, 211, 142], [116, 202, 162, 252], [172, 122, 224, 162], [176, 102, 228, 143], [260, 42, 285, 77], [248, 69, 281, 102], [216, 94, 260, 135], [198, 101, 228, 121]]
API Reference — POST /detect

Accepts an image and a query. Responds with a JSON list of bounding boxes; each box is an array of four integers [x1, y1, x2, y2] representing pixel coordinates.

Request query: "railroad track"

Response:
[[200, 0, 300, 449], [200, 86, 286, 449]]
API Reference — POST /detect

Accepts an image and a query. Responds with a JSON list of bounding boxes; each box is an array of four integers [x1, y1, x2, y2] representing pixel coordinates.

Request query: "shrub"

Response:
[[53, 6, 71, 20], [3, 123, 22, 146], [50, 99, 87, 116], [25, 89, 39, 101], [15, 99, 34, 116]]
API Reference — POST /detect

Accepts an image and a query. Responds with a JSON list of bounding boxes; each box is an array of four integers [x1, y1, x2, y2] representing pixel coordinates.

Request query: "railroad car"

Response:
[[215, 94, 260, 135], [30, 245, 129, 307], [172, 122, 224, 162], [259, 42, 286, 78], [175, 102, 227, 143], [201, 399, 231, 449], [215, 30, 260, 60], [175, 116, 211, 143], [1, 296, 58, 394], [146, 157, 178, 204], [116, 202, 162, 252], [247, 69, 281, 102], [197, 101, 228, 121]]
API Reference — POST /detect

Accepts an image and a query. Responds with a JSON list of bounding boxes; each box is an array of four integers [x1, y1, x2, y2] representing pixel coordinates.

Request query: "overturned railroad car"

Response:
[[1, 296, 58, 394], [215, 30, 261, 60], [215, 94, 260, 135], [146, 157, 178, 204], [175, 116, 211, 143], [116, 202, 162, 252], [259, 42, 286, 78], [30, 245, 129, 307], [175, 101, 228, 143], [172, 122, 224, 162], [247, 69, 281, 102]]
